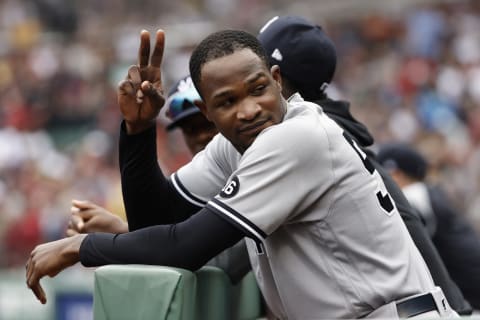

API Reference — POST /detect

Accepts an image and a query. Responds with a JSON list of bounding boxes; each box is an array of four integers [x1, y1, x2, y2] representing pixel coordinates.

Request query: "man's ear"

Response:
[[270, 65, 282, 91], [194, 99, 210, 121]]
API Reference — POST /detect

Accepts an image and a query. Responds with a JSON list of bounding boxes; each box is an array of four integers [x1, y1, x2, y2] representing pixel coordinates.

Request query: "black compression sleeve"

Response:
[[79, 207, 245, 271], [119, 122, 200, 230]]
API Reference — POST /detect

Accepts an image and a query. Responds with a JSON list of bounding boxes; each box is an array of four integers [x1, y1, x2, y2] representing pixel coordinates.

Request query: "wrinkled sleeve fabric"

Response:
[[79, 207, 244, 271], [173, 134, 237, 205], [206, 117, 333, 242], [119, 122, 201, 231]]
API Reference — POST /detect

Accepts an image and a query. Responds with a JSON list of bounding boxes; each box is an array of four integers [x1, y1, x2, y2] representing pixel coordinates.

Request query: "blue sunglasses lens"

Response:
[[166, 89, 201, 118]]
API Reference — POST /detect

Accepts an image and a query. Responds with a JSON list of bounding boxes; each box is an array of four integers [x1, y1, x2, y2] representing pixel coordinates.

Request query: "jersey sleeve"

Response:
[[172, 134, 238, 206], [206, 117, 334, 243]]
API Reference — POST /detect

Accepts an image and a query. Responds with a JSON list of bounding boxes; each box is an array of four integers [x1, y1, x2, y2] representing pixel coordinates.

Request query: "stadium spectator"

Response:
[[377, 143, 480, 310]]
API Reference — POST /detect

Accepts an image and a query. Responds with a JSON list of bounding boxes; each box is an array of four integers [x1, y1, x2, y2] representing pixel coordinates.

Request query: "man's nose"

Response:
[[237, 99, 261, 120]]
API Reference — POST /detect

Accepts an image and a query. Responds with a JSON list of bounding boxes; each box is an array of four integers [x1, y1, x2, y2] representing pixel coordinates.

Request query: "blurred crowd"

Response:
[[1, 0, 480, 268]]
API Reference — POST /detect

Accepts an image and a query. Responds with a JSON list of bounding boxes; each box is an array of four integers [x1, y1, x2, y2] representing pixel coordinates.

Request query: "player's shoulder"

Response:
[[250, 96, 333, 157], [201, 132, 241, 170], [275, 94, 336, 141]]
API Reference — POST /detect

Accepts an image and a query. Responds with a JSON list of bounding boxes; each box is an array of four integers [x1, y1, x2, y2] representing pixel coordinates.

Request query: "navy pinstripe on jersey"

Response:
[[171, 172, 207, 207], [207, 198, 267, 242]]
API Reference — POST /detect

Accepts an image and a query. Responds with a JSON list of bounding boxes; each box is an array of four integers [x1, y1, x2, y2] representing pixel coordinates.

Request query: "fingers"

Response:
[[25, 257, 47, 304], [68, 200, 91, 235], [26, 257, 33, 285], [31, 282, 47, 304], [70, 214, 85, 231], [138, 29, 151, 68], [136, 89, 144, 104], [137, 29, 164, 68], [141, 81, 165, 107], [118, 79, 135, 96], [128, 66, 142, 85], [127, 66, 144, 105], [66, 216, 81, 237], [150, 29, 165, 68], [71, 199, 93, 210], [141, 81, 159, 96]]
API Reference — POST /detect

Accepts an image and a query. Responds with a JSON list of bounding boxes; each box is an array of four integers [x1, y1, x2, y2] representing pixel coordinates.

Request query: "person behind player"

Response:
[[376, 142, 480, 309], [163, 75, 218, 155], [257, 15, 471, 315], [27, 29, 455, 319]]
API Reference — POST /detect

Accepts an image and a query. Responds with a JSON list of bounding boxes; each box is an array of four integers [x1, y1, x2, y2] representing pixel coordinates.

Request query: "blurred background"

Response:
[[1, 0, 480, 319]]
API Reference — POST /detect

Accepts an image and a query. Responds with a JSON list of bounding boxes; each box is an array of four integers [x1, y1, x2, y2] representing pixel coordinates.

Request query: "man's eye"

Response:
[[252, 85, 266, 95], [218, 97, 235, 108]]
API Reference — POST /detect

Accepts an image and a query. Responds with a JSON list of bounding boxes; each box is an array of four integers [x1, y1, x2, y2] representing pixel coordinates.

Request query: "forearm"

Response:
[[79, 208, 244, 271], [119, 122, 197, 230]]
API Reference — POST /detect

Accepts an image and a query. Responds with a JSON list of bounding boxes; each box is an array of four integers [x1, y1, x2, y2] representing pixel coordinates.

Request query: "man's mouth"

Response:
[[238, 119, 270, 134]]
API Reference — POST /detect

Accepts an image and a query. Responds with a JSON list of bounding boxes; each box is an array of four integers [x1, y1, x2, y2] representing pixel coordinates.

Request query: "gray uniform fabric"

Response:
[[173, 94, 436, 319]]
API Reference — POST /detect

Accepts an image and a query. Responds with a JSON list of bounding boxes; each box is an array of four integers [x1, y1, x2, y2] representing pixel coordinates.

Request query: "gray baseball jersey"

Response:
[[172, 94, 436, 319]]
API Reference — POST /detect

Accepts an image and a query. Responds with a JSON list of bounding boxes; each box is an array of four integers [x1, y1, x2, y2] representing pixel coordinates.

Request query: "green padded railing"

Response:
[[94, 265, 197, 320], [92, 265, 262, 320]]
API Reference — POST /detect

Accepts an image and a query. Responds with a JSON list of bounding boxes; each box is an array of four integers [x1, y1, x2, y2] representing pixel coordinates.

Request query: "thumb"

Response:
[[72, 199, 93, 210], [141, 81, 165, 106]]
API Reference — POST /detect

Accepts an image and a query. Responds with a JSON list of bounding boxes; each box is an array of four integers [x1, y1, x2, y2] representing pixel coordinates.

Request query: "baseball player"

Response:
[[257, 15, 471, 315], [66, 75, 250, 285], [27, 29, 454, 319]]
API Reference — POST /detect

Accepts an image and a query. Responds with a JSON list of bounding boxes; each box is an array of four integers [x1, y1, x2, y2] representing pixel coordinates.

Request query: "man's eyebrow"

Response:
[[212, 89, 233, 100], [245, 71, 266, 84], [211, 71, 267, 100]]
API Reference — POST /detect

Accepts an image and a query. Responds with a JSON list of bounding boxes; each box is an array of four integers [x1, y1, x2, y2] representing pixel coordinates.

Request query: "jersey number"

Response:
[[220, 176, 240, 198], [343, 133, 394, 214]]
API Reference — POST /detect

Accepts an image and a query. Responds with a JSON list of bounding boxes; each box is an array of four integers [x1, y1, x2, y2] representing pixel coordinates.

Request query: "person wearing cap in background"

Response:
[[164, 75, 218, 155], [377, 143, 480, 310], [258, 15, 472, 315], [66, 75, 251, 285]]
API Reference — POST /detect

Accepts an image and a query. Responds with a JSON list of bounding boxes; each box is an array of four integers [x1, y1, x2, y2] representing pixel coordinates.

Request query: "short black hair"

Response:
[[189, 29, 270, 96]]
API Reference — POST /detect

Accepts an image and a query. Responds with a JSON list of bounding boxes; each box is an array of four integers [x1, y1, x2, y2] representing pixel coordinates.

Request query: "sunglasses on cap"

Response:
[[165, 88, 202, 120]]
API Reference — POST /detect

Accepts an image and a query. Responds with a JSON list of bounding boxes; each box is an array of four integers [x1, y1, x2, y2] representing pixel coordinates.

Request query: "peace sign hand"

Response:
[[118, 29, 166, 134]]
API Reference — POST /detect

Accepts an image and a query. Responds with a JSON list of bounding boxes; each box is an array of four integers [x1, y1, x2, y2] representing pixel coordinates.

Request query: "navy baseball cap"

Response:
[[376, 143, 428, 180], [258, 15, 337, 95], [165, 75, 202, 131]]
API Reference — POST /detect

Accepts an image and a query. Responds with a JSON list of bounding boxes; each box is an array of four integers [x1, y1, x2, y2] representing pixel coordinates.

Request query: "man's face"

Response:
[[196, 49, 285, 154], [178, 113, 218, 155]]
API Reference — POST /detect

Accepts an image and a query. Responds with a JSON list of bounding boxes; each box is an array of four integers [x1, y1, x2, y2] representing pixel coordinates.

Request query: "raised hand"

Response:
[[118, 29, 166, 134], [66, 200, 128, 236]]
